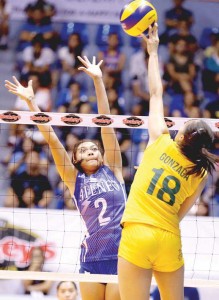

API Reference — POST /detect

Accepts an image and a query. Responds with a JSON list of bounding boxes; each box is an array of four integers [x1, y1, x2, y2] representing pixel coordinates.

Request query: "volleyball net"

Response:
[[0, 110, 219, 288]]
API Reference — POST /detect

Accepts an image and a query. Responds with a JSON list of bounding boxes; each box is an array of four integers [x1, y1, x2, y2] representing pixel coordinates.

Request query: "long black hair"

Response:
[[68, 32, 84, 68], [178, 120, 219, 177]]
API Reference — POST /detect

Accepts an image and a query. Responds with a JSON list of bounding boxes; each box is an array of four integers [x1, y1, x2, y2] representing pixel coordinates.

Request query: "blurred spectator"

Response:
[[55, 181, 77, 210], [57, 281, 78, 300], [57, 81, 88, 113], [65, 132, 80, 157], [22, 247, 52, 295], [168, 17, 198, 58], [202, 32, 219, 100], [165, 36, 196, 96], [203, 93, 219, 119], [0, 0, 10, 49], [129, 39, 165, 115], [69, 102, 97, 140], [4, 123, 26, 151], [25, 0, 56, 25], [18, 3, 58, 51], [98, 32, 126, 92], [191, 134, 219, 217], [95, 24, 123, 49], [20, 34, 55, 87], [57, 32, 87, 90], [57, 92, 96, 142], [160, 0, 194, 45], [200, 160, 219, 217], [20, 187, 36, 208], [57, 88, 97, 155], [151, 286, 200, 300], [186, 104, 202, 118], [60, 22, 89, 47], [102, 72, 120, 95], [170, 92, 201, 118], [199, 26, 219, 50], [5, 151, 53, 208], [107, 87, 125, 115], [128, 103, 149, 173], [7, 135, 48, 177], [129, 39, 150, 114], [195, 197, 209, 216], [204, 30, 219, 55]]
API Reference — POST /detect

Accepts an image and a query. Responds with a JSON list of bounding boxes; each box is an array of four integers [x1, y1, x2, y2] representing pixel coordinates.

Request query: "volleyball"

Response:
[[120, 0, 158, 37]]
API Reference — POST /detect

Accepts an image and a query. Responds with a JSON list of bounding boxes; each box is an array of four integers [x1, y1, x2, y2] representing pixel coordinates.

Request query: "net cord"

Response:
[[0, 110, 218, 131], [0, 271, 219, 287]]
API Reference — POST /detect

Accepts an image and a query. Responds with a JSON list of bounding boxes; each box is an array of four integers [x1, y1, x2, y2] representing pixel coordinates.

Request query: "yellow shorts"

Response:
[[118, 223, 184, 272]]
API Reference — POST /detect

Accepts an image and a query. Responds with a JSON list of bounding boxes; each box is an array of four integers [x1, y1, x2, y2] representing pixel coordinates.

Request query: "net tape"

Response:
[[0, 271, 219, 287], [0, 110, 218, 131]]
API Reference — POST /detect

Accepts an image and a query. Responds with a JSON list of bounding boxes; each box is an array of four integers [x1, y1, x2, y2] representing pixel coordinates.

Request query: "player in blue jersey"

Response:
[[5, 56, 126, 300]]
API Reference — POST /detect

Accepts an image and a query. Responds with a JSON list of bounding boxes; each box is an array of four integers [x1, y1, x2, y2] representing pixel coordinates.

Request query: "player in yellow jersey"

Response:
[[118, 23, 219, 300]]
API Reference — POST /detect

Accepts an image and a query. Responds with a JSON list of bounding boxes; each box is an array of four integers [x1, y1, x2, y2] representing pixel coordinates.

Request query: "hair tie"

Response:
[[191, 128, 205, 137]]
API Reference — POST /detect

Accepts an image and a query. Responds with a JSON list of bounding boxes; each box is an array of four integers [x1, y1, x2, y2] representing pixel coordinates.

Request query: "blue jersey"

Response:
[[73, 165, 126, 262]]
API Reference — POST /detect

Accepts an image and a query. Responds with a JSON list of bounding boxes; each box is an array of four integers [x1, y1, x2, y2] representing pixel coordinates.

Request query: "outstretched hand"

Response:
[[141, 23, 159, 55], [78, 56, 103, 79], [5, 77, 34, 101]]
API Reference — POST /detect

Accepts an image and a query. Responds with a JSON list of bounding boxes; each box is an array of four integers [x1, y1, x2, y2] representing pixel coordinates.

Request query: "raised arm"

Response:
[[78, 56, 123, 182], [142, 24, 168, 146], [4, 77, 76, 195]]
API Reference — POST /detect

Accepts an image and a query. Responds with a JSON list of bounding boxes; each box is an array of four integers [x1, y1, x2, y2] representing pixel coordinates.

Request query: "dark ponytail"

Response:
[[179, 120, 219, 177]]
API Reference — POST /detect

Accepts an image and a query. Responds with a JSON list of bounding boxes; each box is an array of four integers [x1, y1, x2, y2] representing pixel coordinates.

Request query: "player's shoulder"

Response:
[[147, 133, 172, 149]]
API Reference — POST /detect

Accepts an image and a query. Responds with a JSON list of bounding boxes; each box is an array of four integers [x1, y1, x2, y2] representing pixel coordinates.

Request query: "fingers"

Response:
[[12, 76, 21, 86], [153, 22, 158, 37], [140, 33, 148, 42], [77, 56, 89, 67], [148, 25, 153, 38], [78, 67, 88, 73], [83, 56, 90, 65], [4, 80, 17, 89], [28, 80, 33, 87], [148, 22, 158, 39], [98, 60, 103, 67], [5, 84, 17, 93], [78, 55, 102, 67], [6, 89, 18, 96]]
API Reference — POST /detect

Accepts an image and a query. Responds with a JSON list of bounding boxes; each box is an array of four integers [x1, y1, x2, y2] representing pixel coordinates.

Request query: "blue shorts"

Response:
[[79, 259, 118, 275]]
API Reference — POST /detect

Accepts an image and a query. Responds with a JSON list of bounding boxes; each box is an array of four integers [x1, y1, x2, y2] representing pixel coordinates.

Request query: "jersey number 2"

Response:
[[147, 168, 181, 206], [94, 198, 111, 226]]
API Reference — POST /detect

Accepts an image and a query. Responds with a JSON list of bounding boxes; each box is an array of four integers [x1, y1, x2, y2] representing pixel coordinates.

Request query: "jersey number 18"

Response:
[[147, 168, 181, 206]]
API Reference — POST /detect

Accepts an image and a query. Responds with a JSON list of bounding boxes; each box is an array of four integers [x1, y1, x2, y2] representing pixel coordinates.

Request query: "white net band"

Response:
[[0, 271, 219, 288], [0, 110, 218, 131]]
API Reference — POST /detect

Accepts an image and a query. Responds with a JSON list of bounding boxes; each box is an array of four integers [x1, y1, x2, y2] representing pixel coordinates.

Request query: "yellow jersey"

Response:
[[121, 133, 207, 235]]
